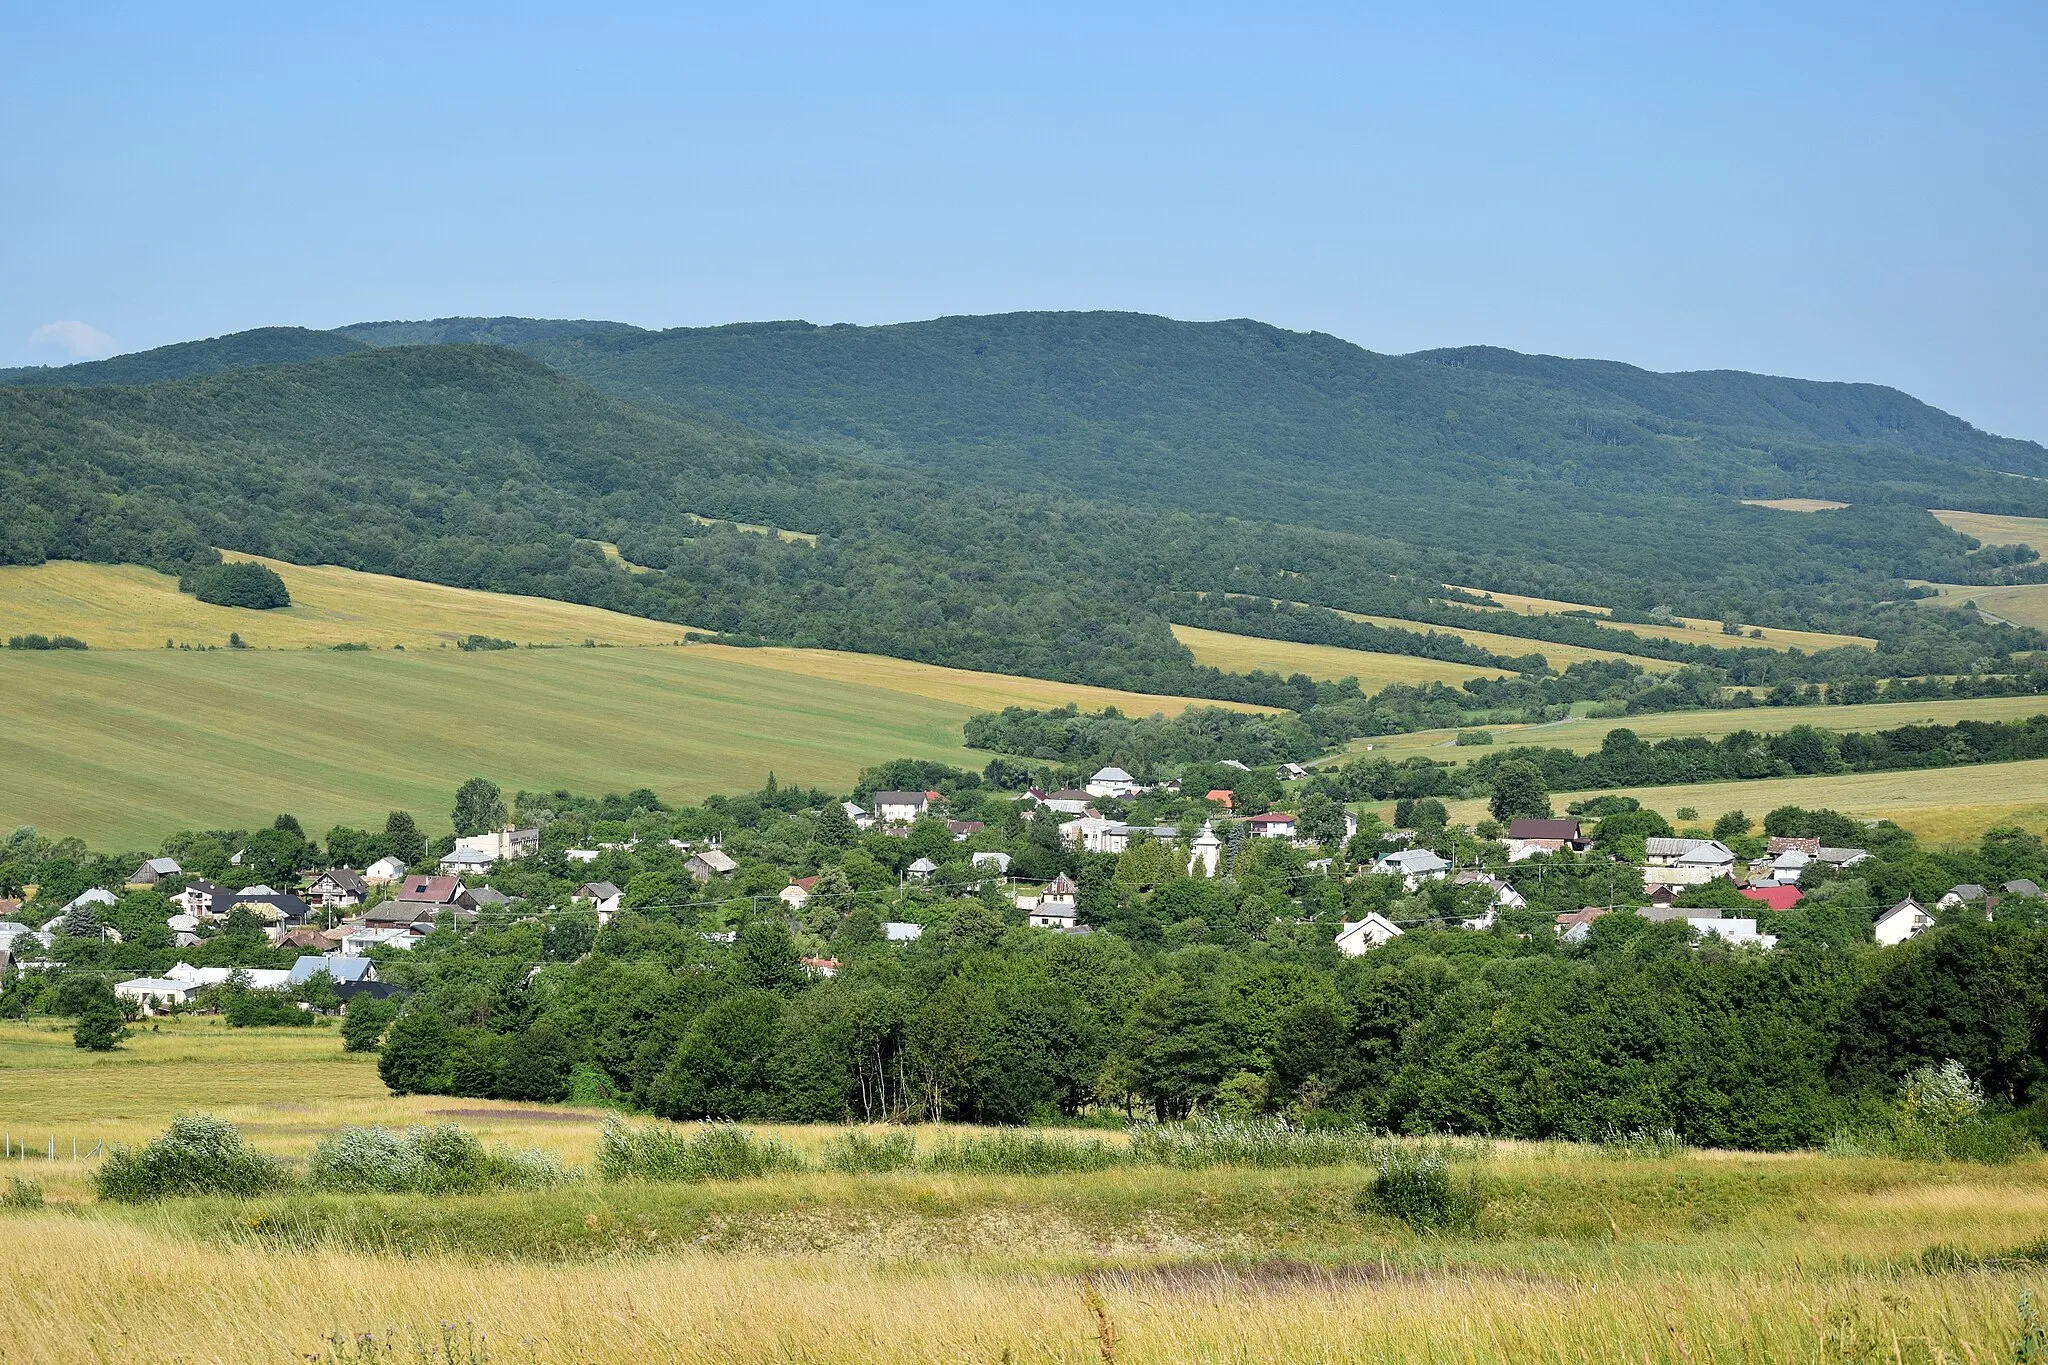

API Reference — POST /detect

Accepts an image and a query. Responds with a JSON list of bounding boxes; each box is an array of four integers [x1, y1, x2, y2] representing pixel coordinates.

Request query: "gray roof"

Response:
[[2003, 879, 2043, 897], [906, 857, 938, 873], [288, 954, 375, 985], [575, 882, 622, 900], [1948, 884, 1987, 900]]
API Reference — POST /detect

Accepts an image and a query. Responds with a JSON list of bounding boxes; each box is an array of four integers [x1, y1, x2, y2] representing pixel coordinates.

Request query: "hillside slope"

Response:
[[0, 327, 368, 387]]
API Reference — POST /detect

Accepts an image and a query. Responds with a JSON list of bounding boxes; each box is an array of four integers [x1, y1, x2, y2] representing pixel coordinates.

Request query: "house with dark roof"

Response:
[[392, 875, 477, 912], [305, 868, 369, 910]]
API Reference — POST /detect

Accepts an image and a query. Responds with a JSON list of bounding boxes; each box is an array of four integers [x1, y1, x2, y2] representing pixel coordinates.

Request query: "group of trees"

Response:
[[339, 795, 2048, 1148]]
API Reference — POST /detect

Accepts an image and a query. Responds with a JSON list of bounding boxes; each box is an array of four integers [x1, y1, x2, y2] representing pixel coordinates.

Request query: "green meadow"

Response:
[[0, 648, 987, 847]]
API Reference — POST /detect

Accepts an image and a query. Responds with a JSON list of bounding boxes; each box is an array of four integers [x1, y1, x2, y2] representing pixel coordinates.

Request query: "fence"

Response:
[[1, 1133, 103, 1162]]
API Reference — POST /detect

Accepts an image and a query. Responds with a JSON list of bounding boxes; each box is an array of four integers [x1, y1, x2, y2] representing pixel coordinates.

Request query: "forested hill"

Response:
[[7, 312, 2048, 672], [0, 328, 369, 387]]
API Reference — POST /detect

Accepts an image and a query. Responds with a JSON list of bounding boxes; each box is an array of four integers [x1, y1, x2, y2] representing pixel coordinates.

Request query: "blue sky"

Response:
[[5, 2, 2044, 439]]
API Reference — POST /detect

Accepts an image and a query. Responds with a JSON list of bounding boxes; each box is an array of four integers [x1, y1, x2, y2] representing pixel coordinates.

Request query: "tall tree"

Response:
[[450, 779, 507, 838]]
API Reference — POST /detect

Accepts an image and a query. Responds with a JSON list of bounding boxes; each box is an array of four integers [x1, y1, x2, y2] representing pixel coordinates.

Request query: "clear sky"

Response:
[[5, 2, 2044, 440]]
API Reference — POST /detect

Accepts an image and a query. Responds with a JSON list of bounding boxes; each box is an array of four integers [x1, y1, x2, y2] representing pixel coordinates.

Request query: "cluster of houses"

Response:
[[1329, 818, 2004, 960]]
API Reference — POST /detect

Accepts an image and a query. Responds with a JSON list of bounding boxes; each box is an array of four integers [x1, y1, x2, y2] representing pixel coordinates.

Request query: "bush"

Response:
[[1360, 1147, 1485, 1232], [819, 1130, 917, 1174], [307, 1124, 573, 1194], [919, 1131, 1120, 1176], [7, 634, 86, 650], [594, 1117, 806, 1183], [1830, 1060, 2040, 1164], [457, 634, 518, 651], [94, 1115, 295, 1203], [224, 989, 313, 1027], [190, 560, 290, 609], [1, 1177, 43, 1209], [1453, 730, 1494, 746]]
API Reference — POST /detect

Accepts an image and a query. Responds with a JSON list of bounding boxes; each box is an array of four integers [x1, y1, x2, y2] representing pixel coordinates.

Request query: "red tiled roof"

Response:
[[1740, 885, 1802, 911], [1246, 812, 1297, 824]]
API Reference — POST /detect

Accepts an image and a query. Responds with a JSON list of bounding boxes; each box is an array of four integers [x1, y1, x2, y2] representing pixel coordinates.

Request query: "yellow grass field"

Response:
[[1444, 584, 1875, 653], [1919, 579, 2048, 631], [0, 556, 693, 650], [1442, 756, 2048, 844], [1740, 497, 1852, 512], [1933, 508, 2048, 554], [1172, 624, 1510, 688], [1340, 693, 2048, 766], [8, 1021, 2048, 1363]]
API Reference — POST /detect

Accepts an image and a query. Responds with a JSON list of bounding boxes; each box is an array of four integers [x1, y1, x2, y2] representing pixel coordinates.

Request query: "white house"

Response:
[[442, 826, 540, 870], [1189, 824, 1223, 878], [1061, 816, 1128, 854], [841, 801, 876, 830], [1278, 762, 1311, 781], [1454, 870, 1527, 912], [564, 848, 601, 864], [1085, 767, 1144, 799], [572, 881, 623, 920], [1023, 874, 1080, 930], [1244, 812, 1298, 840], [1335, 913, 1404, 956], [1938, 884, 1987, 910], [1027, 788, 1095, 816], [905, 857, 938, 880], [884, 921, 924, 942], [305, 868, 369, 910], [1691, 916, 1777, 949], [341, 925, 420, 957], [163, 962, 293, 991], [779, 878, 817, 911], [1874, 897, 1937, 947], [971, 851, 1012, 874], [363, 856, 409, 884], [1643, 838, 1736, 886], [1371, 848, 1450, 890], [114, 977, 201, 1013], [438, 847, 499, 876], [873, 790, 935, 824]]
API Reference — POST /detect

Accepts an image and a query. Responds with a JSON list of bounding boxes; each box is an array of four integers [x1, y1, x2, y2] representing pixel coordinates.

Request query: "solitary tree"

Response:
[[1487, 761, 1552, 824], [73, 987, 128, 1051], [382, 810, 427, 866], [450, 779, 506, 838], [815, 800, 857, 848]]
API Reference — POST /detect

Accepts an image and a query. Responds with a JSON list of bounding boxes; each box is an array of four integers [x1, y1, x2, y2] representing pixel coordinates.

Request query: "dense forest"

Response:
[[6, 315, 2048, 718]]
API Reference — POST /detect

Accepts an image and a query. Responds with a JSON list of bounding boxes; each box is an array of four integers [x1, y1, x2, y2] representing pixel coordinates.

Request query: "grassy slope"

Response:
[[1441, 757, 2048, 844], [1933, 509, 2048, 553], [1445, 584, 1877, 652], [1918, 580, 2048, 630], [0, 648, 1230, 848], [0, 556, 694, 649], [1172, 624, 1510, 688], [1344, 693, 2048, 765], [7, 1020, 2048, 1362]]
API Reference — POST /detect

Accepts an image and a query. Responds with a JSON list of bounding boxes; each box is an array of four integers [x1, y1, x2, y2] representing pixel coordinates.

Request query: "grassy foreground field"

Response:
[[8, 1021, 2048, 1363], [0, 647, 1245, 848]]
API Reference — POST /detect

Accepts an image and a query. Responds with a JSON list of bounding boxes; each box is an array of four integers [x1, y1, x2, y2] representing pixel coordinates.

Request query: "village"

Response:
[[0, 756, 2007, 1024]]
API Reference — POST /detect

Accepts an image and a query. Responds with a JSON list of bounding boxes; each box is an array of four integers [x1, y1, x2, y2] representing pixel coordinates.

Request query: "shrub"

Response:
[[1, 1177, 43, 1209], [457, 634, 518, 651], [224, 988, 313, 1027], [1831, 1060, 2040, 1164], [1360, 1147, 1485, 1232], [307, 1124, 573, 1194], [190, 560, 291, 609], [94, 1115, 295, 1203], [6, 634, 86, 650], [1453, 730, 1494, 746], [73, 987, 129, 1051], [919, 1131, 1120, 1176], [595, 1117, 806, 1183], [819, 1130, 917, 1174]]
